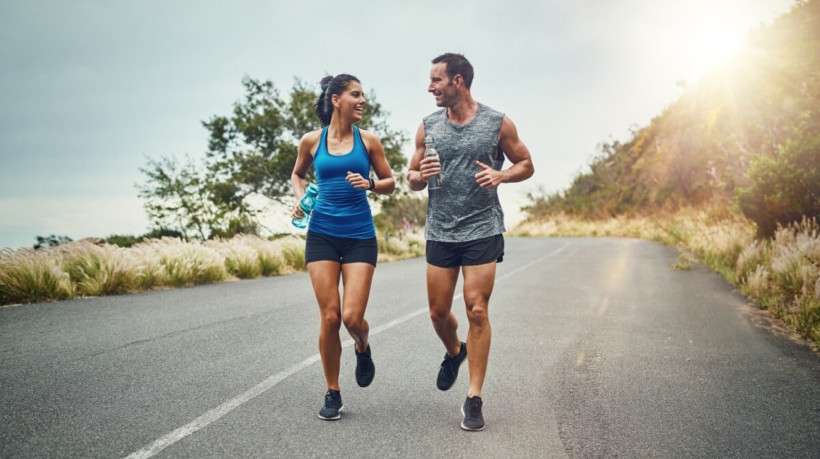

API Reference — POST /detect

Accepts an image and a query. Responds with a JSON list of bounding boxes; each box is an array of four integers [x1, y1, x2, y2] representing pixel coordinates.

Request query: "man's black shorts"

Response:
[[305, 231, 378, 266], [426, 234, 504, 268]]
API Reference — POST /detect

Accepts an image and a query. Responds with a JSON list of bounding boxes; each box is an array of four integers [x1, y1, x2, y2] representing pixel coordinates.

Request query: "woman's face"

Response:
[[333, 81, 366, 122]]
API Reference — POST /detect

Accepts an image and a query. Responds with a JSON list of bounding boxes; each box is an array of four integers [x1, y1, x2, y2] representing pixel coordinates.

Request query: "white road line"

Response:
[[124, 241, 569, 458]]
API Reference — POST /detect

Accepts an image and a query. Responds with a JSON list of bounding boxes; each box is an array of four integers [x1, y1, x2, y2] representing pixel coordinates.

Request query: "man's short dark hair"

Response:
[[432, 53, 474, 89]]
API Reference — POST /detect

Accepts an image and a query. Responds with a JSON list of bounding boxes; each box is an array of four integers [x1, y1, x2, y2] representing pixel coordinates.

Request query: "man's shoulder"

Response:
[[423, 108, 446, 123], [478, 103, 504, 119]]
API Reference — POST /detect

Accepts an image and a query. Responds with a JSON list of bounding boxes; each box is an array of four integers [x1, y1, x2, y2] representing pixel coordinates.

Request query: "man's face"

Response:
[[428, 62, 457, 108]]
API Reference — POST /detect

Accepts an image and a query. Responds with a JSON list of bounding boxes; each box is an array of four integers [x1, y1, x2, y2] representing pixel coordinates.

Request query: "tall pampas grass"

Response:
[[0, 231, 425, 307], [0, 235, 307, 306]]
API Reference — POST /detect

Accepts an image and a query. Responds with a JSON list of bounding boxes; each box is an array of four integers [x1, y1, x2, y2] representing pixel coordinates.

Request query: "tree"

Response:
[[137, 155, 221, 240], [201, 77, 408, 209], [33, 234, 72, 250], [138, 76, 409, 238], [736, 133, 820, 237]]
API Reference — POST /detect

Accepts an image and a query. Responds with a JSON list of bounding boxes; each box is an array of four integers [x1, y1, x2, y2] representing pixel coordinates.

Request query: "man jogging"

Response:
[[407, 52, 534, 431]]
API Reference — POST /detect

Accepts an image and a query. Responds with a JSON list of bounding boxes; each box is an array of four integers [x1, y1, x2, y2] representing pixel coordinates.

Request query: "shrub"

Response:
[[736, 133, 820, 237], [0, 248, 74, 304], [61, 243, 140, 296], [280, 244, 306, 271], [205, 237, 263, 279]]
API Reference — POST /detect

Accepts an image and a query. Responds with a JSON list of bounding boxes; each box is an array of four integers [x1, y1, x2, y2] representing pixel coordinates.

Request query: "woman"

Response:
[[290, 74, 396, 420]]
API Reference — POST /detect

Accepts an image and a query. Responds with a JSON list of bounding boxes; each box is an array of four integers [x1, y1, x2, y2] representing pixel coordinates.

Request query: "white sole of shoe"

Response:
[[460, 403, 485, 431], [317, 405, 344, 420]]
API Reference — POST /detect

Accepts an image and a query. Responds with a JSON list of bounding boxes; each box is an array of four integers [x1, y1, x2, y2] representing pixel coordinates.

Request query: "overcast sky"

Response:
[[0, 0, 795, 250]]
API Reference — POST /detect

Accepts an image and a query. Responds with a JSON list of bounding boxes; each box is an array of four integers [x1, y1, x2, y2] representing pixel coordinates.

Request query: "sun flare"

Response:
[[684, 22, 746, 82]]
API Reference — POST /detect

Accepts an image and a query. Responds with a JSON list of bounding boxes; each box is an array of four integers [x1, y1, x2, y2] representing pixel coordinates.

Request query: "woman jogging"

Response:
[[290, 73, 395, 420]]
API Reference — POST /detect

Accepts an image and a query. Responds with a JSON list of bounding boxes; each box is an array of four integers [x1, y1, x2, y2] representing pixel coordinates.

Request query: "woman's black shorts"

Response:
[[305, 231, 378, 266]]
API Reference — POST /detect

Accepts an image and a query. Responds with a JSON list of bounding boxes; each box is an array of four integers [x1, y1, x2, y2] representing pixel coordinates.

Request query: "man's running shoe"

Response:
[[436, 341, 467, 391], [318, 390, 343, 420], [460, 395, 485, 431], [355, 344, 375, 387]]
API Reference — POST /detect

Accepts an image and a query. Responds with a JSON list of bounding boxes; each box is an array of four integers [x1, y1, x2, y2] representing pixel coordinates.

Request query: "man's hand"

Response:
[[419, 155, 442, 182], [475, 161, 505, 189]]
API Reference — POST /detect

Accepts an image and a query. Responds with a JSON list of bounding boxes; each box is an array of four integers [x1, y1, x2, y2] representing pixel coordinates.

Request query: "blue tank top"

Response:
[[308, 126, 376, 239]]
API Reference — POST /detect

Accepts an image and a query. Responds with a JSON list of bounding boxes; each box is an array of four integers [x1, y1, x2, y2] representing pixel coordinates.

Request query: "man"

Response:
[[407, 53, 534, 431]]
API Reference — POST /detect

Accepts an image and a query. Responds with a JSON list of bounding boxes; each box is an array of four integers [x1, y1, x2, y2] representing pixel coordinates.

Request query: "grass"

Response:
[[5, 209, 816, 350], [513, 208, 820, 350], [0, 231, 425, 307]]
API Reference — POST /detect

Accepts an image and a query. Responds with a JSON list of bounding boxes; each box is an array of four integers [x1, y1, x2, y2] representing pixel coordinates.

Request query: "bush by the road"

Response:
[[0, 233, 424, 306]]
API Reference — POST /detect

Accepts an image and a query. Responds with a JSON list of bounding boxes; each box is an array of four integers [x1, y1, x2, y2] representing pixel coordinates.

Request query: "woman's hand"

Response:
[[346, 171, 371, 190], [291, 202, 305, 219]]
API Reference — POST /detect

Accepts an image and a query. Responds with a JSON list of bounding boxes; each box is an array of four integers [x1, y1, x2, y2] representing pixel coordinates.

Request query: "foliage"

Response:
[[736, 133, 820, 236], [33, 234, 72, 250], [0, 228, 424, 306], [138, 76, 408, 239], [0, 236, 304, 305], [524, 0, 820, 237], [137, 155, 220, 240], [105, 234, 142, 248], [513, 205, 820, 349], [374, 195, 427, 233], [200, 76, 408, 210], [106, 229, 185, 248]]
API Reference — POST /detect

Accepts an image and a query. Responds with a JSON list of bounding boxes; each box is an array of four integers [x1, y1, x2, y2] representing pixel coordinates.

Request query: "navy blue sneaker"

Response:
[[318, 390, 343, 420], [355, 345, 375, 387], [436, 341, 467, 391], [460, 395, 485, 431]]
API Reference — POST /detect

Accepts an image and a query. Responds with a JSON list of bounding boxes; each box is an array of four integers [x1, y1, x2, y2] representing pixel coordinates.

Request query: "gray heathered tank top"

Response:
[[422, 103, 506, 242]]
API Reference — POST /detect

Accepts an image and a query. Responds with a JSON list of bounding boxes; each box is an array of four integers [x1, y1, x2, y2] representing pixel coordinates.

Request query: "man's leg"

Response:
[[461, 262, 496, 398], [427, 264, 460, 355]]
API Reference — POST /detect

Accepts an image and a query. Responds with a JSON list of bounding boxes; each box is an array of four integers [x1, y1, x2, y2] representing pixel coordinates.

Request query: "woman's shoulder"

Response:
[[356, 127, 382, 145], [299, 128, 324, 147], [357, 127, 384, 155]]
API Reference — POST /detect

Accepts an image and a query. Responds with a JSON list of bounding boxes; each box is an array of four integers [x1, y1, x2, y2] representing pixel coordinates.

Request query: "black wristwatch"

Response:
[[368, 178, 375, 190]]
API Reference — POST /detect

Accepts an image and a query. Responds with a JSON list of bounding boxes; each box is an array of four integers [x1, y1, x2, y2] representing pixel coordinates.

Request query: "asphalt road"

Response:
[[1, 237, 819, 458]]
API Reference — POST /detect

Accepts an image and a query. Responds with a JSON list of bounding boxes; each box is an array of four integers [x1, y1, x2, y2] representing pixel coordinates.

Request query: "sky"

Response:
[[0, 0, 796, 250]]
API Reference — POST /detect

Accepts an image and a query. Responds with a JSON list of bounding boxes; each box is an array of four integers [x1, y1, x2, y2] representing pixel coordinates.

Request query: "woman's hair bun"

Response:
[[319, 75, 334, 92]]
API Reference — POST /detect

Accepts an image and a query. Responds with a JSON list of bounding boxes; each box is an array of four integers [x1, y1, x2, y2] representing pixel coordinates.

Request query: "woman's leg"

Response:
[[308, 260, 343, 390], [340, 262, 376, 352]]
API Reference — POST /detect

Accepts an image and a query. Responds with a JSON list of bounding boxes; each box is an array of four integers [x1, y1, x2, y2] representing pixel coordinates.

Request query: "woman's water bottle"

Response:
[[424, 136, 442, 189], [292, 183, 319, 228]]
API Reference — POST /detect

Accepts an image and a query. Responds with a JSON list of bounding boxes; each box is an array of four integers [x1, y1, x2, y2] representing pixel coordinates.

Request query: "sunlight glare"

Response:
[[685, 22, 746, 82]]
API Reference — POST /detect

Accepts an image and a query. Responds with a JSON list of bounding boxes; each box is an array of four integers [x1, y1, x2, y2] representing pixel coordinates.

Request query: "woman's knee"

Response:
[[342, 310, 365, 333], [321, 307, 342, 330]]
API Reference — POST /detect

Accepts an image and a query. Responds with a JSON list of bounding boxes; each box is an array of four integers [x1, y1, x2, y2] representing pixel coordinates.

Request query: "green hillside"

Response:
[[526, 0, 820, 237]]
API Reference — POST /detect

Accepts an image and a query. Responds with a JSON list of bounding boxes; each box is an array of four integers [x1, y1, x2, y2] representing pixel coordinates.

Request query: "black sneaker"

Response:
[[436, 341, 467, 391], [355, 344, 375, 387], [318, 390, 343, 420], [460, 395, 485, 431]]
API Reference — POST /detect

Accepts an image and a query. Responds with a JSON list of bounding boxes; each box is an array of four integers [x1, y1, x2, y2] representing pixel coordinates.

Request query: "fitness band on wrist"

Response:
[[368, 178, 375, 190]]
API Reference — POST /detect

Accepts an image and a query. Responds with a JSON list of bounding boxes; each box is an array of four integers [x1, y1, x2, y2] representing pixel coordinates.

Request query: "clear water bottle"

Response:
[[424, 136, 442, 190], [292, 183, 319, 228]]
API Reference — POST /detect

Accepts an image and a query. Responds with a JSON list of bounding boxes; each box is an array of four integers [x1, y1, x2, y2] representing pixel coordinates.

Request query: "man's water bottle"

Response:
[[292, 183, 319, 229], [424, 136, 442, 190]]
